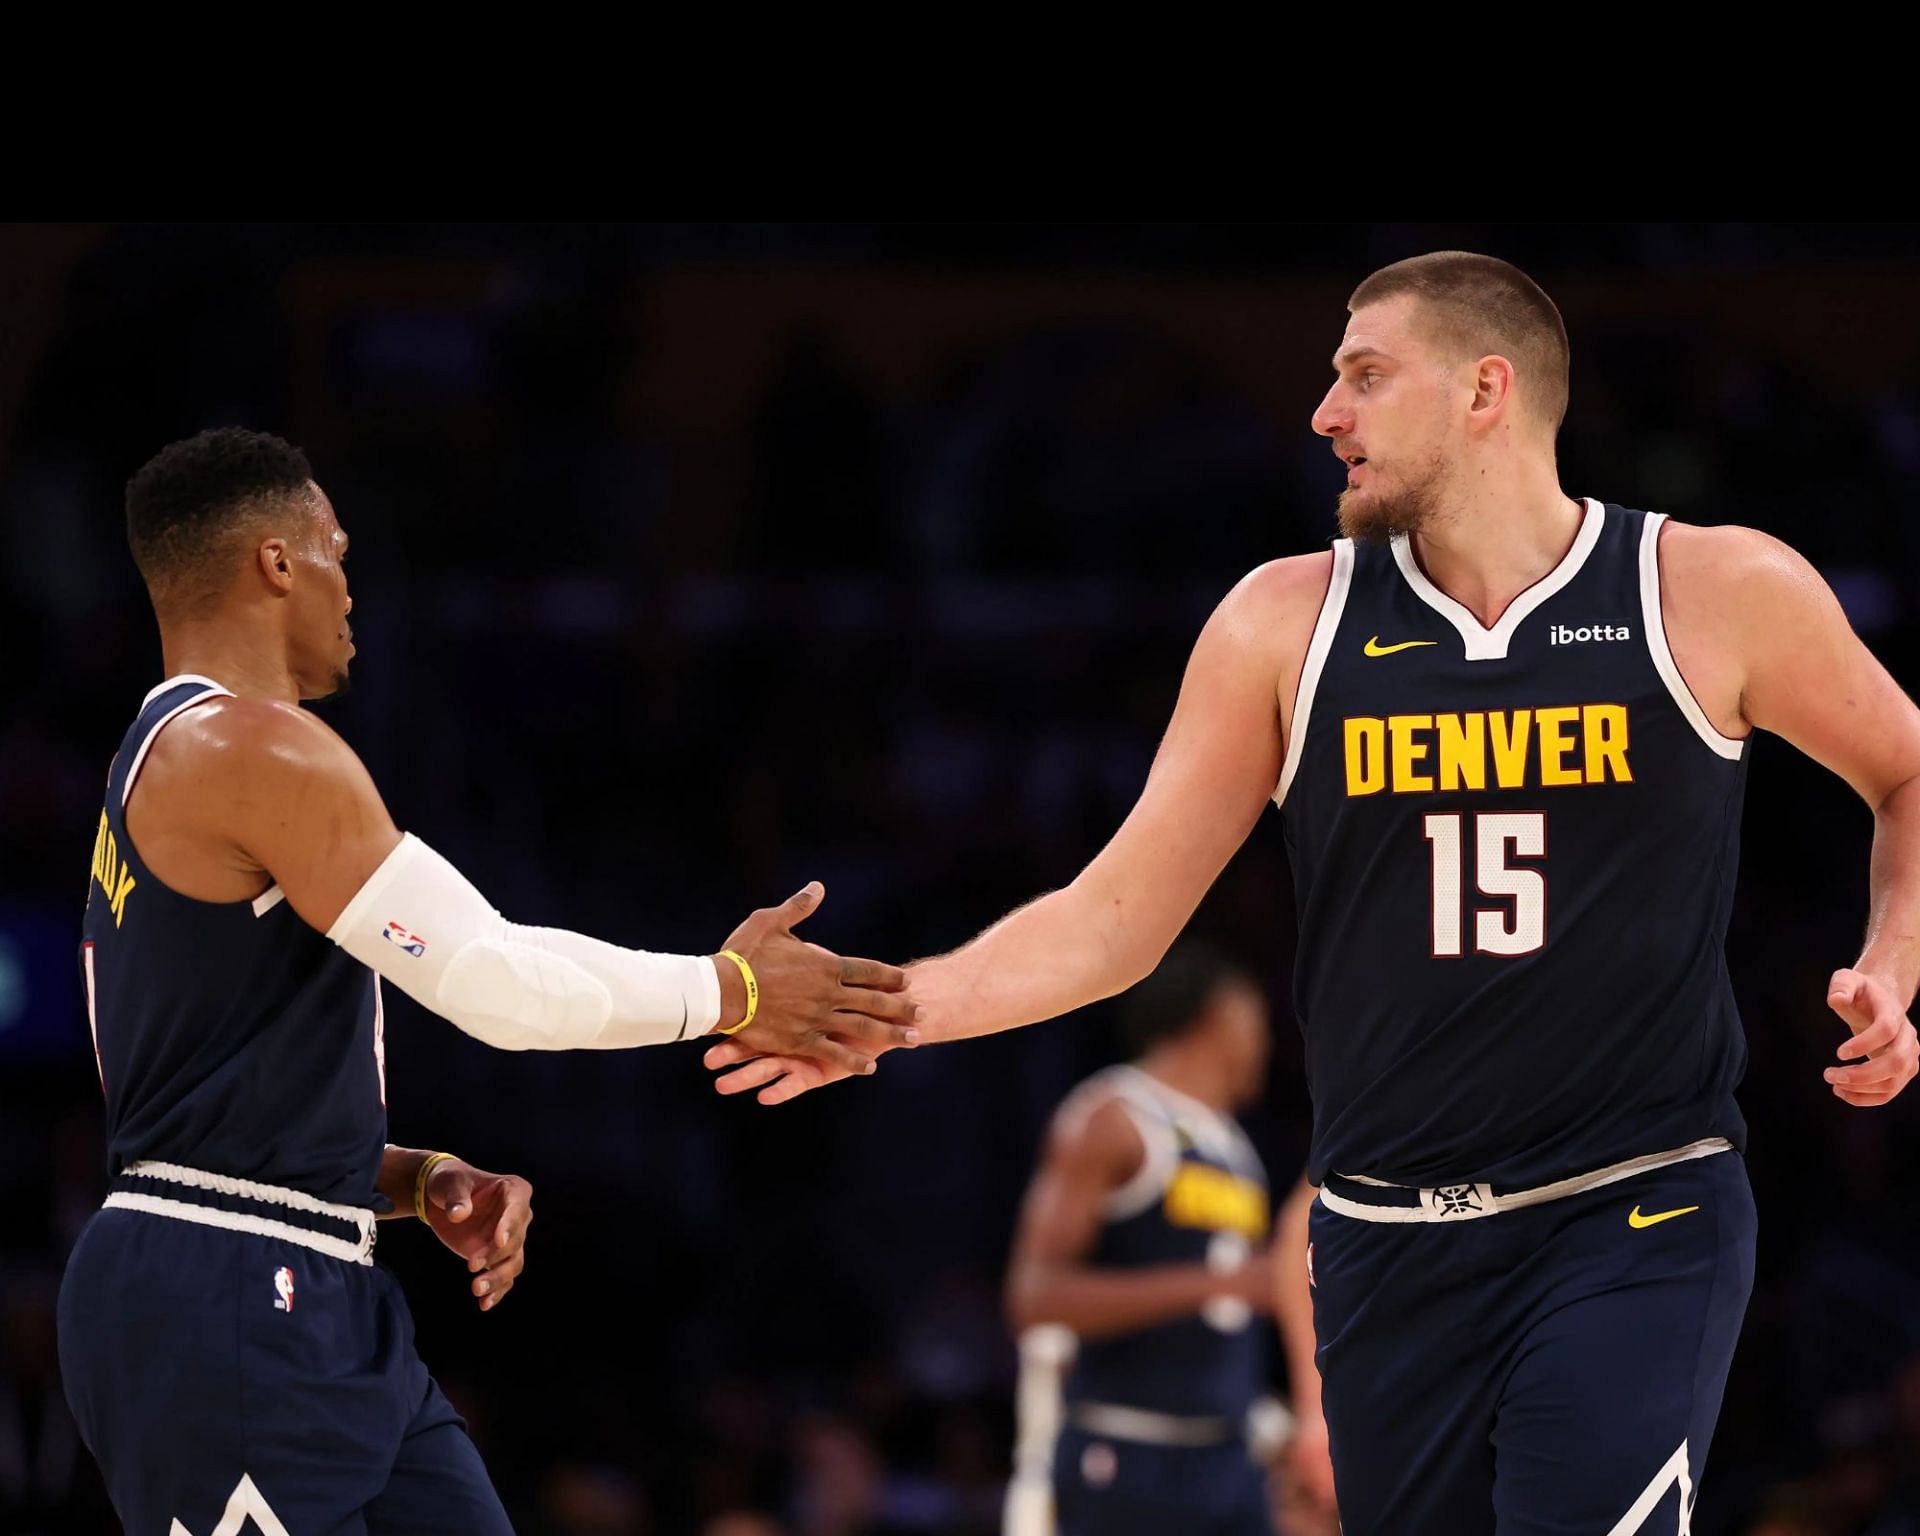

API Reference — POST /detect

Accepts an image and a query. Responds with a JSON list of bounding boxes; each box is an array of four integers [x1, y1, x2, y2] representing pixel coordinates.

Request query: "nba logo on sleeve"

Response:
[[381, 921, 426, 958]]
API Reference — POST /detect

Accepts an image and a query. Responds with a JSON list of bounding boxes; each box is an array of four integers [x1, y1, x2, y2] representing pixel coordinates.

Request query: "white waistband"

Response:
[[1317, 1138, 1734, 1224], [1068, 1401, 1237, 1447], [105, 1160, 377, 1265]]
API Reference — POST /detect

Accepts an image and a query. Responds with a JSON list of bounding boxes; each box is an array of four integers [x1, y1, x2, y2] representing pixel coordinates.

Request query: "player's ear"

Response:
[[257, 537, 294, 594]]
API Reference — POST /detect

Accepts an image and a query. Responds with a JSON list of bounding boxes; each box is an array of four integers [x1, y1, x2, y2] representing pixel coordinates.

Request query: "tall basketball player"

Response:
[[61, 429, 918, 1535], [707, 254, 1920, 1531]]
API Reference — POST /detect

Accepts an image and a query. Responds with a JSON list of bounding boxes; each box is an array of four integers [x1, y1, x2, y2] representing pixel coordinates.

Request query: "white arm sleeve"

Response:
[[325, 833, 721, 1050]]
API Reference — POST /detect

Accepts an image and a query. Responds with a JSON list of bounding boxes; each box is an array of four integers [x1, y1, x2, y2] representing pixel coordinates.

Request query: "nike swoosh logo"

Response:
[[1363, 636, 1439, 657], [1627, 1204, 1700, 1229]]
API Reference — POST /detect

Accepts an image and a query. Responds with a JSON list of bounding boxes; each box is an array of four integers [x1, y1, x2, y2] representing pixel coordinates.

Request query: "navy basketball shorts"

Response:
[[1308, 1147, 1756, 1535], [1052, 1423, 1272, 1535], [57, 1172, 514, 1535]]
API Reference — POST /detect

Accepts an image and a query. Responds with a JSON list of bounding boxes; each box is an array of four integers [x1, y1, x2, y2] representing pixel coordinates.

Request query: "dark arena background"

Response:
[[3, 222, 1919, 1535]]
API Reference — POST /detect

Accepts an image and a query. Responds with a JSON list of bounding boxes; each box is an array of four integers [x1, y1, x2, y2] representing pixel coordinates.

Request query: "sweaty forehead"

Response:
[[310, 484, 343, 541]]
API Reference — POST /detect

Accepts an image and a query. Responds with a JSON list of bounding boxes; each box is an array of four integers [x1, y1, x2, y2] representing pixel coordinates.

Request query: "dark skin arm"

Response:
[[1005, 1095, 1272, 1341], [126, 697, 917, 1068], [376, 1144, 534, 1313]]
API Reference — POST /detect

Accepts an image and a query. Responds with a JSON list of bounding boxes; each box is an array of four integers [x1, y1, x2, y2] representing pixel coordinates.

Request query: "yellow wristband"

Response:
[[714, 950, 759, 1035], [414, 1151, 458, 1222]]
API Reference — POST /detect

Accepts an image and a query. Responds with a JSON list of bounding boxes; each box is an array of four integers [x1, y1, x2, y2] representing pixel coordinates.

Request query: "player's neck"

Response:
[[1138, 1049, 1234, 1115], [159, 614, 300, 703], [1408, 465, 1583, 631]]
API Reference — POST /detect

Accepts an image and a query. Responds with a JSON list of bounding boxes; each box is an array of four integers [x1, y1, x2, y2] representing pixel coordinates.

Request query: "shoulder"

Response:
[[1224, 551, 1338, 623], [1656, 520, 1829, 615], [1047, 1084, 1150, 1183], [1196, 551, 1338, 669], [150, 696, 365, 793]]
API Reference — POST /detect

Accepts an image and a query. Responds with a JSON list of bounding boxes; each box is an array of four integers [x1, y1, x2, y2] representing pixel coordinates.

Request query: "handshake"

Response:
[[702, 879, 925, 1105]]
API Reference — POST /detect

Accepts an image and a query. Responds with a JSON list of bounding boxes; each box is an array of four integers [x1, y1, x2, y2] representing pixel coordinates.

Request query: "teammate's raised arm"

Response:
[[704, 553, 1330, 1103], [146, 691, 914, 1074]]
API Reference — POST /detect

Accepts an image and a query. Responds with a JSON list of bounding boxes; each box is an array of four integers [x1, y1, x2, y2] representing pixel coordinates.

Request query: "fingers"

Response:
[[793, 1035, 877, 1078], [826, 1008, 921, 1050], [1838, 1011, 1904, 1059], [836, 955, 908, 992], [427, 1163, 476, 1222], [705, 1039, 759, 1071], [715, 1056, 792, 1096], [1828, 967, 1877, 1029], [759, 1071, 823, 1107], [1826, 1059, 1906, 1090], [769, 880, 825, 931], [492, 1185, 532, 1256], [474, 1249, 525, 1311], [836, 982, 918, 1025]]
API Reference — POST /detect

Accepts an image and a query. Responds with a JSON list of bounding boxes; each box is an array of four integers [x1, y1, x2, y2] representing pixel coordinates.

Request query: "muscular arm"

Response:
[[129, 698, 909, 1065], [1664, 523, 1920, 1100], [915, 554, 1328, 1041], [707, 555, 1330, 1102], [1006, 1096, 1266, 1341]]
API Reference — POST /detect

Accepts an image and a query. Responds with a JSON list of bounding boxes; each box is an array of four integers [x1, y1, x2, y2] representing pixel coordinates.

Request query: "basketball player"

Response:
[[60, 429, 919, 1535], [707, 253, 1920, 1531], [1003, 944, 1278, 1534]]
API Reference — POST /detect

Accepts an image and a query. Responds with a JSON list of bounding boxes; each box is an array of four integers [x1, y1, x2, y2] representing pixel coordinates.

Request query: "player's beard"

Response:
[[1337, 452, 1449, 545]]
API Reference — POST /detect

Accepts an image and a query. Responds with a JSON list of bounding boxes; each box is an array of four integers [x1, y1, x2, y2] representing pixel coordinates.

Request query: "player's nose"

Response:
[[1311, 386, 1350, 439]]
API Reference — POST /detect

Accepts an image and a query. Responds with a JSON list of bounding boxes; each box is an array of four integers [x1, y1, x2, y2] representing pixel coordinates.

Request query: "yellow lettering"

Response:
[[1345, 717, 1386, 796], [1436, 713, 1486, 792], [1164, 1164, 1270, 1239], [1585, 704, 1633, 783], [1389, 715, 1435, 793], [111, 866, 137, 928], [88, 811, 136, 927], [1537, 707, 1582, 786], [1489, 710, 1533, 789]]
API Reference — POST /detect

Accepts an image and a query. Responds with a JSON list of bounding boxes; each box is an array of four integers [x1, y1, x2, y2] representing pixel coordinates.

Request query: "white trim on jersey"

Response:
[[1090, 1065, 1262, 1221], [122, 682, 235, 808], [251, 883, 286, 917], [1602, 1439, 1692, 1536], [1275, 540, 1355, 807], [1638, 513, 1748, 761], [1317, 1137, 1732, 1224], [140, 672, 231, 710], [82, 941, 104, 1092], [1391, 496, 1605, 662], [1101, 1087, 1184, 1222]]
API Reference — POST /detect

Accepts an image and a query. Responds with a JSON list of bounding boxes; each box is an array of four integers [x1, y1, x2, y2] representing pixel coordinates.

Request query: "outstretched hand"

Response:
[[714, 882, 919, 1077]]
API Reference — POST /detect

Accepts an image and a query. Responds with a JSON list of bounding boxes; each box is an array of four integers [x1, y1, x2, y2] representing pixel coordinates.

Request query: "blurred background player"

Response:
[[1000, 944, 1333, 1534]]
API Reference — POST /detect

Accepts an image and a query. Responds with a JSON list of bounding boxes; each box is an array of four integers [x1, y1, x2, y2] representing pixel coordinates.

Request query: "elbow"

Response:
[[1004, 1265, 1054, 1334]]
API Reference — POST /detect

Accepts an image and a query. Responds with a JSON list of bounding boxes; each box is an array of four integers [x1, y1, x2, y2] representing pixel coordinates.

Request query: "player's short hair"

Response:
[[126, 428, 315, 613], [1119, 941, 1255, 1058], [1349, 251, 1570, 433]]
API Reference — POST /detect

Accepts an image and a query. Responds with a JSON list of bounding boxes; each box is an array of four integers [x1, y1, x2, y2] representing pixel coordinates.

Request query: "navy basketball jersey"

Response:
[[1277, 500, 1750, 1189], [80, 676, 387, 1205], [1063, 1067, 1270, 1419]]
